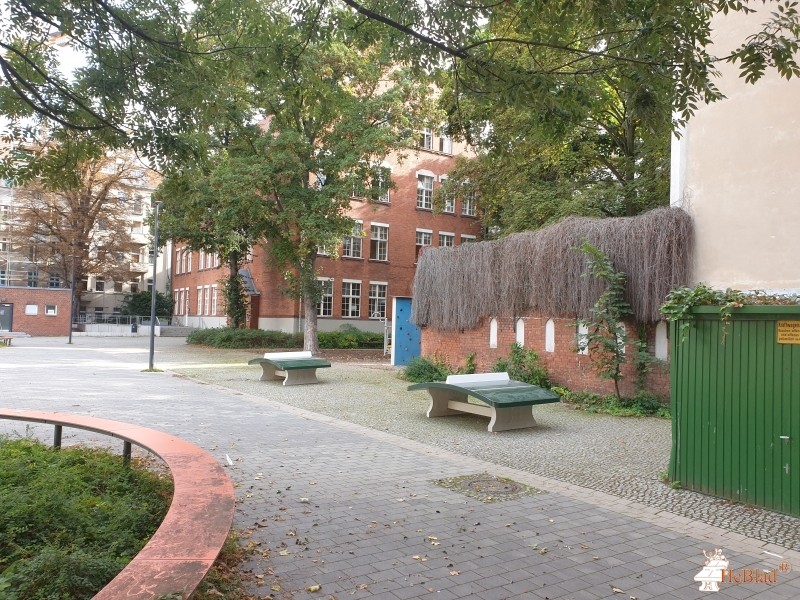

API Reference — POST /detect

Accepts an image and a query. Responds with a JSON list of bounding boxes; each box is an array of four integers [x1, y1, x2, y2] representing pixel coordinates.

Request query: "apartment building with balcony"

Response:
[[171, 129, 482, 333], [0, 160, 169, 330]]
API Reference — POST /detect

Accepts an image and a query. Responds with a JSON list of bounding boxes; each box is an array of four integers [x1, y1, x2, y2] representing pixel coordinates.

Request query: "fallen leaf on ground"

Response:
[[450, 571, 460, 576], [306, 584, 321, 592]]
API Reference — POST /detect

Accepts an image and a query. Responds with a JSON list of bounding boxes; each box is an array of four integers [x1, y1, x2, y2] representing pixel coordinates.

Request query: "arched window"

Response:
[[489, 318, 498, 348], [516, 319, 525, 346], [577, 322, 589, 355], [655, 321, 669, 360], [545, 319, 555, 353]]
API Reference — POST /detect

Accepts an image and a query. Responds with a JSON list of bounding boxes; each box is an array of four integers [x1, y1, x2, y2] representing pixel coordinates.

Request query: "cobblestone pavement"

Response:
[[2, 336, 800, 600]]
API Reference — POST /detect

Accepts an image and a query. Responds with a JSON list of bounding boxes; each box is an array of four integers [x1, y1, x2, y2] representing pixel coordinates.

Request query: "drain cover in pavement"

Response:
[[434, 473, 544, 503]]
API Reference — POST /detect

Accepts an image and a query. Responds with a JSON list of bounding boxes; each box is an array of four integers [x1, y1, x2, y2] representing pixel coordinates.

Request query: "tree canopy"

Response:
[[9, 138, 150, 305], [155, 1, 435, 347]]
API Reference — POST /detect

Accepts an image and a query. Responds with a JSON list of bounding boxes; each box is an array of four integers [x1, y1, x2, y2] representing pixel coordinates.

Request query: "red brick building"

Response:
[[0, 287, 71, 336], [171, 132, 482, 333]]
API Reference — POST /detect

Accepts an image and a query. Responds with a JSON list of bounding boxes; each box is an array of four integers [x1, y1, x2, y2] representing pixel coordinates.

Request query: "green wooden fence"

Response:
[[670, 306, 800, 516]]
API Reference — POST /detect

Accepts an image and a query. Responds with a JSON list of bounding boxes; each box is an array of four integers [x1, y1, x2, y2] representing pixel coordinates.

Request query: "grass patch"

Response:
[[0, 438, 173, 599], [553, 387, 670, 418]]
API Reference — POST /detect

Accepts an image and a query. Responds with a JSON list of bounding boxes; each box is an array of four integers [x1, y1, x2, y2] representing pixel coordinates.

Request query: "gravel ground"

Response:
[[164, 341, 800, 550]]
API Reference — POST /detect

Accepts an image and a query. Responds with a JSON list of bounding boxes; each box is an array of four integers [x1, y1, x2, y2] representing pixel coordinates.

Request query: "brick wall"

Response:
[[421, 314, 670, 399], [0, 287, 72, 336]]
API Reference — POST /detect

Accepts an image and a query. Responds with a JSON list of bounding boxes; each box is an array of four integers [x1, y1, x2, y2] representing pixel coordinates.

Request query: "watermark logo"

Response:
[[694, 549, 729, 591], [694, 549, 792, 592]]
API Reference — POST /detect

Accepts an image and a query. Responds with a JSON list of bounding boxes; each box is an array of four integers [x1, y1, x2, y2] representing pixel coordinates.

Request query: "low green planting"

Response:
[[318, 324, 384, 349], [553, 387, 670, 418], [0, 438, 173, 599], [492, 343, 550, 387], [187, 327, 303, 349], [401, 356, 451, 383], [187, 324, 384, 350]]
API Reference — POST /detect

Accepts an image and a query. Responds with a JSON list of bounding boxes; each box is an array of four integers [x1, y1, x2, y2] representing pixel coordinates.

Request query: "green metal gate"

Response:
[[670, 306, 800, 516]]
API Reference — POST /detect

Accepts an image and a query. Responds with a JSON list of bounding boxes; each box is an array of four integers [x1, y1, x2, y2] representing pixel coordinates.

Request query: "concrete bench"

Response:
[[247, 350, 331, 386], [1, 331, 30, 346], [407, 372, 560, 432]]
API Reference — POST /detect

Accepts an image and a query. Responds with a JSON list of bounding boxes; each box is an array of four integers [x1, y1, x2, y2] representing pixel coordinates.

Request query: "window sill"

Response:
[[368, 259, 389, 263]]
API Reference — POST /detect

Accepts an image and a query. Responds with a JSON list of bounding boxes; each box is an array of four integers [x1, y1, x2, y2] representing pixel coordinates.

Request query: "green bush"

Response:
[[318, 324, 384, 349], [0, 438, 172, 599], [187, 325, 384, 350], [492, 343, 550, 387], [553, 387, 670, 418], [402, 356, 451, 383], [187, 327, 303, 349]]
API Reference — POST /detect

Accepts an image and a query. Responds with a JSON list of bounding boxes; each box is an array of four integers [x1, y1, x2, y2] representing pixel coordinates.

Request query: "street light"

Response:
[[148, 201, 162, 370], [68, 242, 75, 344]]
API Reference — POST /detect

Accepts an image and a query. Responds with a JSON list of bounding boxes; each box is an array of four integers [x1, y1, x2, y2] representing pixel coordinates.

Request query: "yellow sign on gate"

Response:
[[777, 320, 800, 344]]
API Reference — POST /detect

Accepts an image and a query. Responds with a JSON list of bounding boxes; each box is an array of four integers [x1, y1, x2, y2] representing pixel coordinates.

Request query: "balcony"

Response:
[[129, 261, 151, 273]]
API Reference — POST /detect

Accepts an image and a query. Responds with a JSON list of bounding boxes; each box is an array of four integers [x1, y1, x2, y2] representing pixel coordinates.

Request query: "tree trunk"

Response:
[[303, 292, 320, 354]]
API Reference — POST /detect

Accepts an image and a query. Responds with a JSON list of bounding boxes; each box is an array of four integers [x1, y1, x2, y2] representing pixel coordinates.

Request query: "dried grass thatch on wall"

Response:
[[411, 206, 693, 330]]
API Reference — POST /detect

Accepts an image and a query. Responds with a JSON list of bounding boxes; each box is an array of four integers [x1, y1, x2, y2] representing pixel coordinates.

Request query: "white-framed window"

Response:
[[369, 282, 387, 319], [343, 221, 363, 258], [45, 304, 57, 316], [48, 274, 61, 288], [0, 204, 9, 220], [25, 304, 38, 316], [370, 224, 389, 261], [0, 269, 7, 286], [147, 278, 153, 293], [211, 285, 218, 316], [462, 191, 477, 216], [439, 129, 453, 154], [460, 234, 476, 244], [417, 174, 434, 209], [439, 232, 454, 247], [197, 286, 203, 315], [418, 127, 433, 150], [375, 166, 391, 203], [440, 176, 455, 213], [95, 279, 105, 292], [317, 246, 330, 256], [317, 278, 333, 317], [341, 280, 361, 318], [199, 250, 205, 270], [204, 285, 211, 316], [185, 252, 192, 273], [415, 229, 432, 259]]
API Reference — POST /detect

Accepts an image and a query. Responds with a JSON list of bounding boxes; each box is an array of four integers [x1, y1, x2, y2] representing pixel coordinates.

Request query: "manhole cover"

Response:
[[434, 473, 544, 503]]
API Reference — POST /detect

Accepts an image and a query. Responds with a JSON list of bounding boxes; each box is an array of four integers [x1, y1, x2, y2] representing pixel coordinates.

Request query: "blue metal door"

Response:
[[391, 297, 420, 366]]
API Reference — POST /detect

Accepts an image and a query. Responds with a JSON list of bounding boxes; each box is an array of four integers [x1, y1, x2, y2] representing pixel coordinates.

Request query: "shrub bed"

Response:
[[0, 438, 172, 599], [553, 387, 670, 418], [188, 325, 383, 350]]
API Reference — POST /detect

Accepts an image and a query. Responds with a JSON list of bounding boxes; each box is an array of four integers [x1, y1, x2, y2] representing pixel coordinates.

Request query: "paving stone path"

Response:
[[1, 336, 799, 600]]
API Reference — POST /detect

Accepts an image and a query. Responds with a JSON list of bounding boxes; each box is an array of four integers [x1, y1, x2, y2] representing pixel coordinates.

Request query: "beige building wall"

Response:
[[670, 10, 800, 291]]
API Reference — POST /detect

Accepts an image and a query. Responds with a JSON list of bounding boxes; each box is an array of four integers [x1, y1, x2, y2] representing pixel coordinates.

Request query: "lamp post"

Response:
[[148, 201, 162, 370], [68, 243, 75, 344]]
